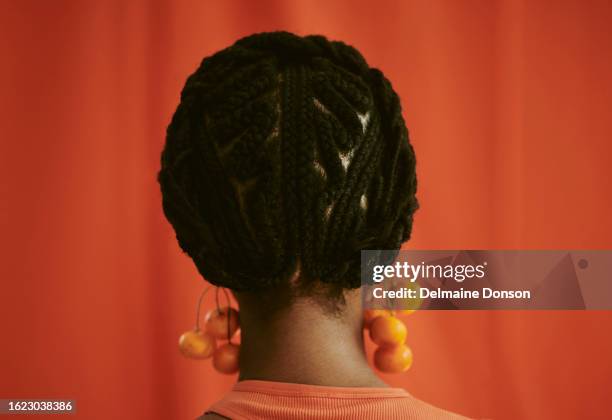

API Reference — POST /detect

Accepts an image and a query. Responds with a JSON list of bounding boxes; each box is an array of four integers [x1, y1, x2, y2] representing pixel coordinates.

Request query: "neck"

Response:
[[235, 292, 387, 388]]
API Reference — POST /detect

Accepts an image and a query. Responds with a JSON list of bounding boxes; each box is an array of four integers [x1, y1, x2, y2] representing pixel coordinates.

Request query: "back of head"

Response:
[[158, 31, 418, 298]]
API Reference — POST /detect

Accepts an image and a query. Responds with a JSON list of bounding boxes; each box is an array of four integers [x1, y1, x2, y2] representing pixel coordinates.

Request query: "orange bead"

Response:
[[213, 343, 240, 374], [374, 344, 413, 373], [205, 307, 240, 339], [363, 309, 395, 329], [369, 315, 407, 346], [178, 329, 216, 359]]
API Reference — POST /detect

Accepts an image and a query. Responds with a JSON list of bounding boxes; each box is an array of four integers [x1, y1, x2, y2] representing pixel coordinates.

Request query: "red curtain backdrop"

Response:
[[2, 1, 612, 419]]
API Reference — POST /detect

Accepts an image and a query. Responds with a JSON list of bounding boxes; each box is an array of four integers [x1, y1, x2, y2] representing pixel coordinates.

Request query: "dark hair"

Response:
[[158, 31, 418, 294]]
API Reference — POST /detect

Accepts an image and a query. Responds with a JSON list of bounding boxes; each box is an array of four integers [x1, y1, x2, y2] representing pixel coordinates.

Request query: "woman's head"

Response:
[[159, 31, 417, 303]]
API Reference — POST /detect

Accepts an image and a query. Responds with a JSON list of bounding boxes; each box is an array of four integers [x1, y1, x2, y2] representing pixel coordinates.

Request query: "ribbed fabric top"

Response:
[[204, 380, 469, 419]]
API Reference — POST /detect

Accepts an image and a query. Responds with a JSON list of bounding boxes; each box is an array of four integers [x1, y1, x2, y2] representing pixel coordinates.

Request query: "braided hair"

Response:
[[158, 31, 418, 295]]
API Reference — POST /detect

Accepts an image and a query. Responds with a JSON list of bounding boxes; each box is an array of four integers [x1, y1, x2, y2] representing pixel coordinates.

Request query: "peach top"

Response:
[[204, 380, 468, 419]]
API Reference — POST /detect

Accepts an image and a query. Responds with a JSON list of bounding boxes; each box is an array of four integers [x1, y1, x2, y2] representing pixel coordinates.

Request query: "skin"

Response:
[[201, 270, 387, 419], [235, 286, 387, 388]]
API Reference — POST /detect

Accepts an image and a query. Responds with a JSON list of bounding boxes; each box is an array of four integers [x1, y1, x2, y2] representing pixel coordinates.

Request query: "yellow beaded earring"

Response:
[[179, 286, 241, 374], [364, 309, 414, 373]]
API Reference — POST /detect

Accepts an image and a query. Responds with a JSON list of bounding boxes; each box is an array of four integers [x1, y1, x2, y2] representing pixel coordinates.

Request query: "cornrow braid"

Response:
[[158, 31, 418, 293]]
